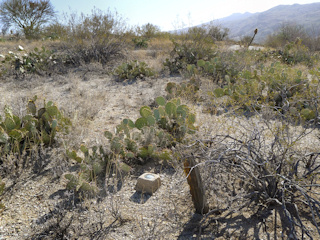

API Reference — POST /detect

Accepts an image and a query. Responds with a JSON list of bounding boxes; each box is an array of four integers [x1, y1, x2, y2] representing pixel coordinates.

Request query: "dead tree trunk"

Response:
[[184, 157, 209, 214]]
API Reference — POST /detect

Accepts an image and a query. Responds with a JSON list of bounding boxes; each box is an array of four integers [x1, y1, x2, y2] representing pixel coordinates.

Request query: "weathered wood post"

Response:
[[184, 157, 209, 214]]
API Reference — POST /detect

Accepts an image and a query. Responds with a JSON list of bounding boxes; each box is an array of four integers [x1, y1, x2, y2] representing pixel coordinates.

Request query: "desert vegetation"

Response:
[[1, 1, 320, 239]]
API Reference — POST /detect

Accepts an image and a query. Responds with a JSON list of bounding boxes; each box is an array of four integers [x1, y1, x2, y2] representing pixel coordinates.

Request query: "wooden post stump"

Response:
[[184, 157, 209, 214]]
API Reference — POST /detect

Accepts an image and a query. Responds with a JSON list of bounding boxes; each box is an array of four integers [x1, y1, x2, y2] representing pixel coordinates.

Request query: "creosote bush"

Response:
[[0, 0, 56, 39], [62, 8, 128, 66]]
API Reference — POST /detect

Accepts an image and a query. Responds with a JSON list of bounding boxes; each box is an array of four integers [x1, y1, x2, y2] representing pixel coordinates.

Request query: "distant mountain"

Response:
[[217, 12, 254, 23], [209, 2, 320, 43]]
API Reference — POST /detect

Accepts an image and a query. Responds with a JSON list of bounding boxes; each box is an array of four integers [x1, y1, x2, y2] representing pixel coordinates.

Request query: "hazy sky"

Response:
[[50, 0, 319, 31]]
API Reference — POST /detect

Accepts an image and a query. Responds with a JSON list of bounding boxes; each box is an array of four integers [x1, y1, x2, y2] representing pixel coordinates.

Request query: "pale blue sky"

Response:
[[50, 0, 319, 31]]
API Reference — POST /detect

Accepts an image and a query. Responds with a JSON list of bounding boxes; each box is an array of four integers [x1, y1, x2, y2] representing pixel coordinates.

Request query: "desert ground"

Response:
[[0, 39, 320, 240]]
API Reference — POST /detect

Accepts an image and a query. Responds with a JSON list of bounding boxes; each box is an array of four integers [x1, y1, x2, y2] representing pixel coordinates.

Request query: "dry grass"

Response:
[[128, 49, 169, 73], [148, 38, 174, 51]]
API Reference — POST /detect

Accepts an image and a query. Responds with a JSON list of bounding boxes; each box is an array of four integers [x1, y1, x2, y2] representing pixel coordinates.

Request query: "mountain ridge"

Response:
[[203, 2, 320, 43]]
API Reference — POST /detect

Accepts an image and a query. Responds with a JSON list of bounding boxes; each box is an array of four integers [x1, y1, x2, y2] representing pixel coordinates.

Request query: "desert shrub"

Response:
[[62, 8, 128, 65], [240, 35, 254, 47], [206, 23, 229, 42], [0, 96, 71, 158], [265, 22, 307, 48], [185, 26, 213, 43], [190, 117, 320, 238], [281, 39, 314, 66], [265, 34, 284, 49], [42, 22, 69, 40], [132, 37, 148, 49], [113, 60, 155, 81], [0, 0, 56, 39], [136, 23, 161, 39], [303, 34, 320, 52]]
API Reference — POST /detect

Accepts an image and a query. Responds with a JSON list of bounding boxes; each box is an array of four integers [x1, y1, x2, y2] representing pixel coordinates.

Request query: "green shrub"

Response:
[[281, 39, 314, 66], [132, 37, 148, 49], [206, 23, 229, 42], [0, 96, 71, 157], [136, 23, 161, 39], [42, 22, 68, 40], [265, 22, 307, 48], [113, 60, 155, 81]]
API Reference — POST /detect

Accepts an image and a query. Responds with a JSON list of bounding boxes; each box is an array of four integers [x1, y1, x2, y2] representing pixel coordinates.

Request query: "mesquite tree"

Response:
[[0, 0, 56, 39]]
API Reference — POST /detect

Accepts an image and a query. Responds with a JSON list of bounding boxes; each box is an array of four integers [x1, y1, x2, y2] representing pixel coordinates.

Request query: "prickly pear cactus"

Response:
[[103, 96, 197, 164], [113, 60, 155, 81], [65, 145, 113, 195], [0, 96, 71, 157]]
